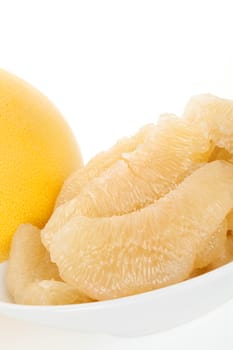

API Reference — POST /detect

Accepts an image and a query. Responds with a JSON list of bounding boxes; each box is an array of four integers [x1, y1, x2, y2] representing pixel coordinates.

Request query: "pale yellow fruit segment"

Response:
[[183, 94, 233, 153], [7, 224, 60, 298], [15, 280, 90, 306], [227, 211, 233, 232], [55, 124, 153, 207], [42, 115, 210, 250], [196, 234, 233, 275], [194, 220, 228, 269], [189, 220, 229, 278], [47, 161, 233, 301], [213, 211, 233, 270], [57, 115, 210, 208], [7, 224, 91, 305], [184, 93, 233, 237]]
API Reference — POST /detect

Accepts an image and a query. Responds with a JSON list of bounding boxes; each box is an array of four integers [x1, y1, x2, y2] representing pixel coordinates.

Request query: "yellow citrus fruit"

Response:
[[0, 69, 83, 262]]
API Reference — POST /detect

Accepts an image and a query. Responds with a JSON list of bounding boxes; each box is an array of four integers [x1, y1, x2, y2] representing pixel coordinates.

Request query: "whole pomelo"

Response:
[[0, 69, 83, 262]]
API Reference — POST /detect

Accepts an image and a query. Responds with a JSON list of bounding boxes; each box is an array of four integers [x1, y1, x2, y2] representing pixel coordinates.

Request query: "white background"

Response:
[[0, 0, 233, 348]]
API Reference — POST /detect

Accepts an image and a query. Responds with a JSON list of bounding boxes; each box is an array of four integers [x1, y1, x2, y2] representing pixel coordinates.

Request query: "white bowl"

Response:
[[0, 261, 233, 337]]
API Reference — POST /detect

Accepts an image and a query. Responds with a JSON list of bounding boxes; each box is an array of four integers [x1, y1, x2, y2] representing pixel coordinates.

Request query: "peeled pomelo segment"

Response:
[[55, 124, 154, 207], [42, 116, 210, 250], [216, 234, 233, 267], [183, 94, 233, 153], [47, 161, 233, 301], [7, 224, 61, 298], [227, 211, 233, 232], [189, 221, 228, 278], [203, 234, 233, 272], [194, 220, 227, 269], [7, 224, 91, 305], [121, 115, 210, 190], [208, 213, 233, 270], [43, 160, 156, 249], [56, 116, 210, 208], [14, 280, 90, 306], [189, 267, 207, 278], [209, 146, 233, 162]]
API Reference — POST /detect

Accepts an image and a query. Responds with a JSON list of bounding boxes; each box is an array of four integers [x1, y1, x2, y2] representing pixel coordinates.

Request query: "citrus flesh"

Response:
[[7, 224, 91, 305], [55, 124, 153, 207], [42, 115, 210, 250], [184, 93, 233, 240], [183, 94, 233, 154], [46, 161, 233, 300]]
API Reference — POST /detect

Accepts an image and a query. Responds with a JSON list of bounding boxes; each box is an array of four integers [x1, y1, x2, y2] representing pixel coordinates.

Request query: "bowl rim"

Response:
[[1, 260, 233, 311]]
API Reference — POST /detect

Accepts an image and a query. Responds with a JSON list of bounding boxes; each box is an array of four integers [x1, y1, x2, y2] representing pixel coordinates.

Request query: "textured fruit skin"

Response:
[[0, 69, 82, 261], [46, 161, 233, 301]]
